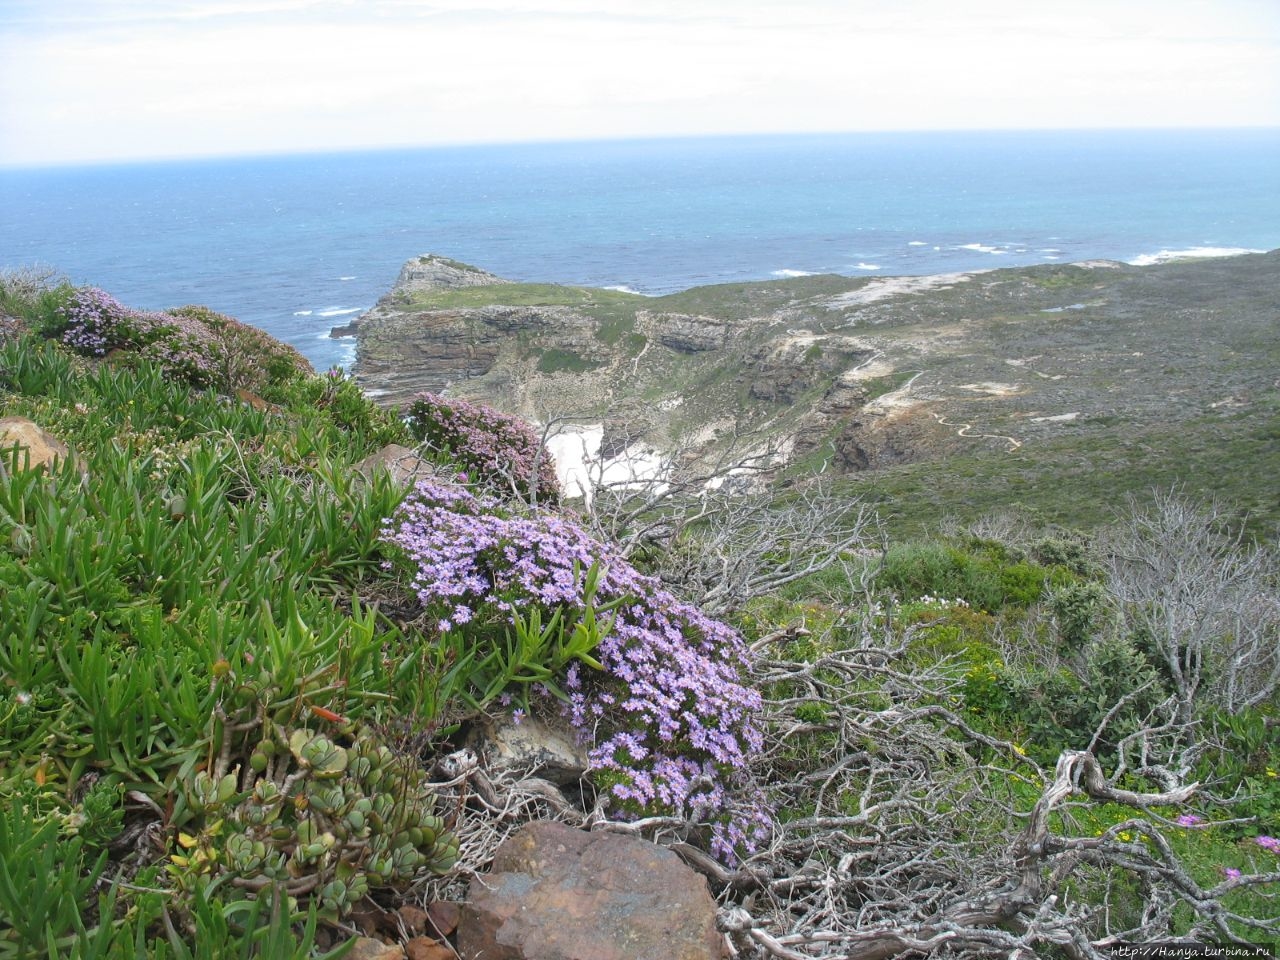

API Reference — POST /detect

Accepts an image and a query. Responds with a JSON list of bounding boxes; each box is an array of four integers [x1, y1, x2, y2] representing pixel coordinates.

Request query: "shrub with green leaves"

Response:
[[166, 305, 311, 395]]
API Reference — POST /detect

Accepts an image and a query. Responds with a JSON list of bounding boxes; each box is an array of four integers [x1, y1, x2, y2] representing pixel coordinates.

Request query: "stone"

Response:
[[458, 821, 725, 960], [469, 713, 590, 786], [405, 939, 455, 960], [397, 904, 429, 937], [426, 900, 460, 937], [0, 417, 75, 474], [355, 443, 441, 487], [343, 937, 405, 960]]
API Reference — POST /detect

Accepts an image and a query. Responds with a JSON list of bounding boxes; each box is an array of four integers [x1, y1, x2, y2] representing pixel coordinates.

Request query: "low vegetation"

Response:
[[1, 273, 1277, 958]]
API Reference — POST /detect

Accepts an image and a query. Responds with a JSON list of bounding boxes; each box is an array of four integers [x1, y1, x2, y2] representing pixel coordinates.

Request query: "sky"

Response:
[[1, 0, 1278, 167]]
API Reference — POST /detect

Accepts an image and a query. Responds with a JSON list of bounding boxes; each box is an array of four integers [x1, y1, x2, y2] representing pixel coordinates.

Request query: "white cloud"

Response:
[[1, 0, 1277, 165]]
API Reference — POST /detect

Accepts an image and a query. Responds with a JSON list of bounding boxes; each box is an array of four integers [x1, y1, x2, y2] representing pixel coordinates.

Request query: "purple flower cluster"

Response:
[[139, 310, 219, 387], [403, 393, 560, 503], [167, 305, 311, 392], [58, 287, 160, 356], [53, 289, 224, 386], [1257, 835, 1280, 854], [384, 480, 771, 861]]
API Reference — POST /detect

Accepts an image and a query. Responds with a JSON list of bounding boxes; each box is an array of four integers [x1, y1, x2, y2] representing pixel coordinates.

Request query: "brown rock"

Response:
[[405, 939, 455, 960], [427, 901, 460, 937], [0, 417, 75, 474], [458, 821, 724, 960], [397, 904, 429, 937], [344, 937, 406, 960]]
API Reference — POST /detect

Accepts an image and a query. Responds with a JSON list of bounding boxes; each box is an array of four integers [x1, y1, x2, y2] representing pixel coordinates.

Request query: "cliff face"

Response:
[[350, 250, 1280, 485]]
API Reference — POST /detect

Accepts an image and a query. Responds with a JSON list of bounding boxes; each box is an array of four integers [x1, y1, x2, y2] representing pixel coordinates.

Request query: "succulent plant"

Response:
[[175, 722, 458, 916]]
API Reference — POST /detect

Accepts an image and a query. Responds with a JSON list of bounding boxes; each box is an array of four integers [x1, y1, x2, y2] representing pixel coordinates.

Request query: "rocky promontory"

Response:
[[349, 250, 1280, 490]]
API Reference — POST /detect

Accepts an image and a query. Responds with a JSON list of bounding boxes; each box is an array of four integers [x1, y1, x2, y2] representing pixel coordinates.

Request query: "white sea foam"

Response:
[[293, 309, 313, 316], [907, 240, 928, 246], [1042, 255, 1061, 260], [316, 306, 365, 318], [1039, 248, 1062, 253], [1127, 246, 1265, 266], [772, 269, 815, 278], [855, 262, 882, 271], [337, 275, 356, 281], [603, 284, 654, 296], [959, 243, 1008, 255]]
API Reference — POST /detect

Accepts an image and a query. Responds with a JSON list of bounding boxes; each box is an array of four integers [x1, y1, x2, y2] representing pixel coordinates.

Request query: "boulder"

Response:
[[458, 821, 724, 960], [0, 417, 75, 474]]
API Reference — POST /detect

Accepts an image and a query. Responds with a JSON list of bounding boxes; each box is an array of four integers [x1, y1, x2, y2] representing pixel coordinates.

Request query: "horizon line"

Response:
[[3, 124, 1279, 173]]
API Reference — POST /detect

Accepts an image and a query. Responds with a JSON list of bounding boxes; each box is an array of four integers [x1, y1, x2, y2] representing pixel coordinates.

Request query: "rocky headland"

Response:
[[345, 251, 1280, 503]]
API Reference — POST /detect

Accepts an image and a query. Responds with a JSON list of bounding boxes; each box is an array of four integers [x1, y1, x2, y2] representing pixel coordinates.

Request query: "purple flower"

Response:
[[1176, 813, 1204, 828], [403, 393, 559, 503], [1223, 867, 1242, 880], [383, 478, 772, 862], [1255, 835, 1280, 854]]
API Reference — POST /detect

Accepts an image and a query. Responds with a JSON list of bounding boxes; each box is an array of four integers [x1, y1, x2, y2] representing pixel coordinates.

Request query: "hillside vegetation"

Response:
[[0, 271, 1277, 958]]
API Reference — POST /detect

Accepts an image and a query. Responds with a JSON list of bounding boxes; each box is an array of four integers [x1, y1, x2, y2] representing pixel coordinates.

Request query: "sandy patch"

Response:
[[1029, 412, 1080, 423], [825, 271, 985, 309], [958, 382, 1023, 396], [544, 424, 667, 502]]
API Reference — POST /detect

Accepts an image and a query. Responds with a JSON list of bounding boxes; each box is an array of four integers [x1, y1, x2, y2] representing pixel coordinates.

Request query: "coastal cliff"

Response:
[[348, 250, 1280, 496]]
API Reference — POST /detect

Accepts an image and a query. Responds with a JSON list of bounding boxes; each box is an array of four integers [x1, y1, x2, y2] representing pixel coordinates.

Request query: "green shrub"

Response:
[[877, 541, 1005, 611], [0, 267, 76, 336]]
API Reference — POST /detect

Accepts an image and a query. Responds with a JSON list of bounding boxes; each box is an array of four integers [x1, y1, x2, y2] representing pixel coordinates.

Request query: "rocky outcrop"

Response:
[[637, 311, 731, 353], [331, 254, 511, 340], [391, 254, 511, 297], [354, 304, 606, 406], [458, 821, 724, 960], [748, 335, 876, 404]]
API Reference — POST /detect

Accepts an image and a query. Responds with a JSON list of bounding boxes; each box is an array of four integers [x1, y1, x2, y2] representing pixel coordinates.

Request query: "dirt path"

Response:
[[931, 412, 1023, 452]]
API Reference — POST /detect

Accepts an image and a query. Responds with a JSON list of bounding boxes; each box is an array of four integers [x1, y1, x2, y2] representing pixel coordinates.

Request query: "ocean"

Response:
[[2, 129, 1278, 372]]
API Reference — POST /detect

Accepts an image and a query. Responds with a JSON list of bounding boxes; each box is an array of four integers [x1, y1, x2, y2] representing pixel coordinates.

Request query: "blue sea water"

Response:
[[2, 129, 1278, 372]]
